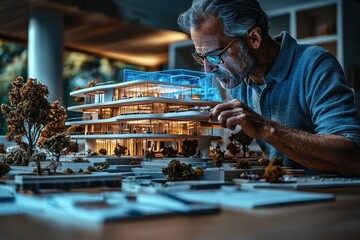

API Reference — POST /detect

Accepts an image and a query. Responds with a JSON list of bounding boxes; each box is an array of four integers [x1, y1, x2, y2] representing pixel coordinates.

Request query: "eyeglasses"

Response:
[[192, 35, 242, 66]]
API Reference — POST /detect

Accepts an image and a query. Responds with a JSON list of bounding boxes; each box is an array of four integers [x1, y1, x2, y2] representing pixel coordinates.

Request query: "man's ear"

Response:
[[247, 26, 262, 50]]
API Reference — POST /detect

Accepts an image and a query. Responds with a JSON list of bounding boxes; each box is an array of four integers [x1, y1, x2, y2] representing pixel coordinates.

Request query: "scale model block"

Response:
[[66, 69, 224, 158]]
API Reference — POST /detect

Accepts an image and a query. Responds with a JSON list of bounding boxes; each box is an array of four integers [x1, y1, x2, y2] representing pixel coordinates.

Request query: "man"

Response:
[[178, 0, 360, 176]]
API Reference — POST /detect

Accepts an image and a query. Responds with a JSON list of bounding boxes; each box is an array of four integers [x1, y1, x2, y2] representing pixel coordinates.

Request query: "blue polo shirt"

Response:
[[230, 32, 360, 169]]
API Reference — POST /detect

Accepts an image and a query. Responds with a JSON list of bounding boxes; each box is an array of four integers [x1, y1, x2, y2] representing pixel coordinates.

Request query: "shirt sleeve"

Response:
[[305, 52, 360, 147]]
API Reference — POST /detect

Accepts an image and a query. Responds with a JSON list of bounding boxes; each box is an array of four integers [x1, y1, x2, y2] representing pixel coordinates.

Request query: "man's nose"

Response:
[[204, 60, 217, 73]]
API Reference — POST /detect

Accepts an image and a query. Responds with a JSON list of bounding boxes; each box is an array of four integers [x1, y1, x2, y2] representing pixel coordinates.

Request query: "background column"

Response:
[[28, 10, 64, 103], [198, 138, 210, 159]]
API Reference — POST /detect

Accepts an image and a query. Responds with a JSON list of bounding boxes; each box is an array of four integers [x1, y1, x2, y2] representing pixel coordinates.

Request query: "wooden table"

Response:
[[1, 187, 360, 240]]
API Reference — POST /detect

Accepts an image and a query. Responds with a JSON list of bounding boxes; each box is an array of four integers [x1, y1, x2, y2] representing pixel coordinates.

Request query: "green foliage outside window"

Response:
[[0, 39, 27, 135], [0, 38, 148, 135]]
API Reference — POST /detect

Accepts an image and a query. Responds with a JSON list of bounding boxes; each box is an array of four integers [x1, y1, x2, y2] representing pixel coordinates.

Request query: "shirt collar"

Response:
[[266, 31, 297, 83]]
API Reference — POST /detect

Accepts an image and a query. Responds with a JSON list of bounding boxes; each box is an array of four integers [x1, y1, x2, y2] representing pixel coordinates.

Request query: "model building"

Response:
[[65, 69, 223, 158]]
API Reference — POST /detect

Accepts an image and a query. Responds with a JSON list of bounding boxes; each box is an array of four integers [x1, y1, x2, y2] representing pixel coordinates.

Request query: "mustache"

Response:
[[211, 70, 230, 78]]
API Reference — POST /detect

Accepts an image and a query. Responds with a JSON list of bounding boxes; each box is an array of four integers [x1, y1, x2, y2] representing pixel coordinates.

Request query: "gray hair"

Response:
[[178, 0, 269, 38]]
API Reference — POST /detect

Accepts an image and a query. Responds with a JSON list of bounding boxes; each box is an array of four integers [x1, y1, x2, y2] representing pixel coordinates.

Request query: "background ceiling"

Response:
[[0, 0, 329, 68], [0, 0, 193, 68]]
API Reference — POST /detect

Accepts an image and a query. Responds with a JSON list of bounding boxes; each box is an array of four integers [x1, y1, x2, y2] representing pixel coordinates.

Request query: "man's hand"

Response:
[[209, 101, 360, 176], [209, 99, 274, 140]]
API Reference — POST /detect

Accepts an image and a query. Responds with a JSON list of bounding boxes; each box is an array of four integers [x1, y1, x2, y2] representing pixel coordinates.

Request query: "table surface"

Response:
[[1, 187, 360, 240]]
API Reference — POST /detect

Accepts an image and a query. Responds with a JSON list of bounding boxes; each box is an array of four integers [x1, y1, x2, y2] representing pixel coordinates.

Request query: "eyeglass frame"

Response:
[[191, 35, 243, 66]]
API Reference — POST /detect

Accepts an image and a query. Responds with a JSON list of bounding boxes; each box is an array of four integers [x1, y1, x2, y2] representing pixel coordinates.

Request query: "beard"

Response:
[[213, 44, 256, 90]]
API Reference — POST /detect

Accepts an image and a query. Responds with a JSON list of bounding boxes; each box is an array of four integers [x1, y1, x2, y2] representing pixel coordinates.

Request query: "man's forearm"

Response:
[[264, 121, 360, 176]]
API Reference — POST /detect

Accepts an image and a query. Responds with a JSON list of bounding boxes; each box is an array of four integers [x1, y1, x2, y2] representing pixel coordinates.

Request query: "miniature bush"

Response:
[[72, 86, 85, 104], [162, 159, 203, 181], [114, 144, 127, 157], [74, 96, 84, 104], [87, 166, 95, 172], [258, 156, 270, 166], [0, 144, 5, 154], [96, 162, 109, 170], [64, 168, 74, 174], [130, 159, 141, 165], [212, 149, 224, 168], [181, 139, 198, 157], [235, 159, 251, 169], [72, 157, 90, 163], [3, 147, 28, 165], [0, 163, 11, 177], [162, 146, 178, 158], [98, 148, 107, 156], [144, 149, 155, 160], [263, 157, 287, 183], [86, 80, 97, 88]]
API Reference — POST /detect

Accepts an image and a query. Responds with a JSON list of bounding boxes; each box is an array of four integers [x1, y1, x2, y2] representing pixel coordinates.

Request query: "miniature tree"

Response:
[[37, 100, 75, 161], [41, 133, 72, 162], [226, 142, 240, 158], [228, 130, 254, 158], [181, 139, 198, 157], [1, 77, 58, 159], [30, 152, 46, 175], [66, 141, 79, 157], [114, 144, 127, 157], [38, 100, 67, 144]]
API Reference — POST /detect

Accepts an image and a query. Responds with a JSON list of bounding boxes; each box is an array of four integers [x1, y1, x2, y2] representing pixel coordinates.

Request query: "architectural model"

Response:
[[65, 69, 224, 158]]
